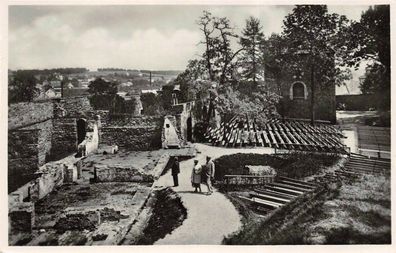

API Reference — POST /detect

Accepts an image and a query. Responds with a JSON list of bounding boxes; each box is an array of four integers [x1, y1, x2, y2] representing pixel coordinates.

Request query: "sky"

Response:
[[9, 5, 370, 72]]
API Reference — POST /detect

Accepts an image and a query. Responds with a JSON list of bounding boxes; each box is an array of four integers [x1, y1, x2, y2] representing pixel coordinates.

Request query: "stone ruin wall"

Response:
[[8, 97, 96, 192], [170, 101, 195, 144], [100, 115, 163, 151], [8, 101, 54, 130], [277, 68, 336, 124]]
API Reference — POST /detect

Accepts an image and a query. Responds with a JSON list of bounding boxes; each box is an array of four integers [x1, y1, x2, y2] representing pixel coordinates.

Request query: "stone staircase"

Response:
[[342, 153, 391, 175]]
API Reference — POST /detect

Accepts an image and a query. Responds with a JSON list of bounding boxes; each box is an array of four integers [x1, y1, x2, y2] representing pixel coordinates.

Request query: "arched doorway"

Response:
[[77, 119, 86, 144], [187, 117, 192, 142]]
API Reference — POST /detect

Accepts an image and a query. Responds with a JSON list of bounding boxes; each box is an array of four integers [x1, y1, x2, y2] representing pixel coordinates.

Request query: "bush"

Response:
[[89, 94, 136, 114], [193, 121, 208, 142], [324, 227, 391, 244], [214, 152, 339, 181]]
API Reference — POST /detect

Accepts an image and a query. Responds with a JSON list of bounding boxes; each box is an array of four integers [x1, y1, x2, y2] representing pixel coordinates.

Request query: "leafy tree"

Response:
[[8, 70, 39, 103], [360, 63, 387, 95], [343, 6, 390, 71], [342, 5, 390, 109], [216, 84, 280, 126], [141, 92, 163, 115], [282, 5, 351, 86], [174, 59, 208, 102], [88, 77, 118, 95], [238, 17, 265, 86], [280, 5, 352, 123]]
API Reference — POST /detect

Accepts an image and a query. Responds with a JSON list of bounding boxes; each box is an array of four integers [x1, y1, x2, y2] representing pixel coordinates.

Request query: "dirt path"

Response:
[[154, 144, 274, 245]]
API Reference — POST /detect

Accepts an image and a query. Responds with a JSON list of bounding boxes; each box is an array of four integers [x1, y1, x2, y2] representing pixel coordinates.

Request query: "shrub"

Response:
[[214, 152, 339, 181]]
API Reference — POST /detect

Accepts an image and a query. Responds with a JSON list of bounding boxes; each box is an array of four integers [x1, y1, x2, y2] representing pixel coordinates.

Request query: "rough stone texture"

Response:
[[101, 116, 163, 151], [8, 97, 99, 192], [54, 97, 93, 119], [21, 120, 53, 165], [8, 154, 83, 207], [245, 165, 277, 176], [8, 129, 40, 193], [169, 101, 195, 145], [279, 73, 336, 123], [55, 211, 101, 233], [63, 165, 77, 183], [148, 154, 170, 180], [8, 101, 54, 130], [9, 192, 23, 207], [92, 154, 169, 183], [93, 164, 155, 183], [9, 202, 35, 233], [50, 118, 77, 161]]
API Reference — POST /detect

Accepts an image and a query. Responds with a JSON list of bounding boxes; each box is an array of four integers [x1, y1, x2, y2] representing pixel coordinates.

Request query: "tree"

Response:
[[8, 70, 39, 103], [197, 11, 243, 87], [174, 59, 208, 102], [238, 17, 265, 86], [197, 11, 216, 81], [88, 77, 118, 95], [141, 93, 163, 115], [281, 5, 351, 123], [342, 5, 390, 109]]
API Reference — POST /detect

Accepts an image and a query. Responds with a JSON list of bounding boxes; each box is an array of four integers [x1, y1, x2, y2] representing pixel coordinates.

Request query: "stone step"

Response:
[[250, 192, 290, 204]]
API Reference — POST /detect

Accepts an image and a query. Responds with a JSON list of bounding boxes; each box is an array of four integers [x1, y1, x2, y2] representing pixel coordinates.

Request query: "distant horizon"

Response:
[[8, 67, 184, 72]]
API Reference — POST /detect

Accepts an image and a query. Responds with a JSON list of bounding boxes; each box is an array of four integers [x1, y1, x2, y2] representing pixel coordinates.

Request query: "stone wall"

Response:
[[50, 118, 78, 161], [8, 129, 40, 193], [279, 74, 336, 124], [9, 155, 83, 205], [20, 120, 53, 165], [93, 154, 169, 183], [101, 116, 163, 151], [8, 97, 100, 192], [9, 202, 35, 233], [54, 96, 93, 119], [9, 101, 54, 130], [170, 101, 195, 144]]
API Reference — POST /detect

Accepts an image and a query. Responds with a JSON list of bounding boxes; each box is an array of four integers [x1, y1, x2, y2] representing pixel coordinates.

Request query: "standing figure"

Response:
[[205, 156, 215, 194], [171, 157, 180, 187], [191, 160, 202, 193]]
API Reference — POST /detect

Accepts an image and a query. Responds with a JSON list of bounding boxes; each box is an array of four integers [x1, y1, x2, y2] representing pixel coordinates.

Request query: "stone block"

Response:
[[93, 164, 154, 183], [9, 202, 35, 233], [63, 164, 77, 183], [9, 192, 23, 206]]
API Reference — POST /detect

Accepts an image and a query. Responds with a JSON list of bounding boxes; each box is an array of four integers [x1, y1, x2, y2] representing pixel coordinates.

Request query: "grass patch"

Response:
[[348, 206, 391, 228], [324, 227, 391, 244]]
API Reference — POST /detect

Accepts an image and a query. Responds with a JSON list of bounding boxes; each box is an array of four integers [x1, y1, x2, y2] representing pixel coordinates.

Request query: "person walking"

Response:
[[171, 157, 180, 187], [191, 159, 202, 193], [205, 156, 215, 194]]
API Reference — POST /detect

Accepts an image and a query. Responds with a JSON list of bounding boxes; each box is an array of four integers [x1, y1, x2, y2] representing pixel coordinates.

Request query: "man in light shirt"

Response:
[[205, 156, 215, 194]]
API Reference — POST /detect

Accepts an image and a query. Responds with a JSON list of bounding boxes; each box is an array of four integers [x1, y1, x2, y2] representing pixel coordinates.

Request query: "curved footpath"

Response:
[[154, 143, 274, 245]]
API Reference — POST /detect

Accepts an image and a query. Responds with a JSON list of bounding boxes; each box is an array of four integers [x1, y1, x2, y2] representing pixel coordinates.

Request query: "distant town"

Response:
[[8, 68, 181, 101]]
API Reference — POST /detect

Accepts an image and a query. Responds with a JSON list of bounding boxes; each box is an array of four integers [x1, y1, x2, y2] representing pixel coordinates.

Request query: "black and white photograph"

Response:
[[3, 1, 393, 249]]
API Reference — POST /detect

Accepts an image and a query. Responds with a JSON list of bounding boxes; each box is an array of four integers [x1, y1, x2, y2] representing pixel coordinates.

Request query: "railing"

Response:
[[223, 174, 275, 192]]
